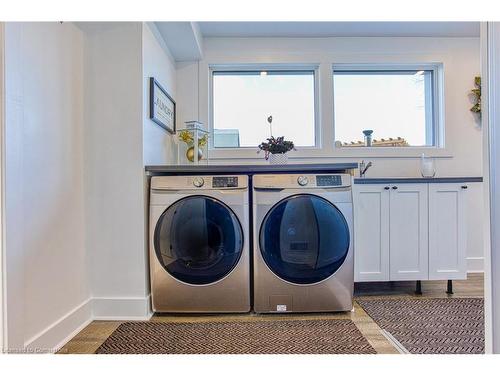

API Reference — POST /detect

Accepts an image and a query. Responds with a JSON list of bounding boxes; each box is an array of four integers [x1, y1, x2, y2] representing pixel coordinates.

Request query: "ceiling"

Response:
[[155, 21, 480, 62], [197, 22, 480, 38], [155, 22, 203, 61]]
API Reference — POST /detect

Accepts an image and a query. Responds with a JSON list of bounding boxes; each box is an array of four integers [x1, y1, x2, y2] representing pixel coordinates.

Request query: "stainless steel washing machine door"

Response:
[[154, 195, 244, 285], [259, 194, 350, 284]]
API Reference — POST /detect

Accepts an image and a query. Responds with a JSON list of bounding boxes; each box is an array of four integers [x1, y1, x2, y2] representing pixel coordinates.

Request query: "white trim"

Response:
[[198, 56, 455, 161], [189, 22, 204, 60], [7, 295, 152, 353], [482, 21, 493, 354], [92, 295, 152, 321], [206, 147, 453, 160], [380, 329, 409, 354], [484, 21, 500, 354], [0, 21, 5, 354], [467, 256, 485, 273], [207, 63, 321, 156], [332, 62, 445, 149], [23, 298, 92, 354]]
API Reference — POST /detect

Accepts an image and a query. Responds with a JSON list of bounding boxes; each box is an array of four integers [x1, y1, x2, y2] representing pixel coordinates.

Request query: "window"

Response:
[[333, 65, 439, 148], [212, 70, 316, 148]]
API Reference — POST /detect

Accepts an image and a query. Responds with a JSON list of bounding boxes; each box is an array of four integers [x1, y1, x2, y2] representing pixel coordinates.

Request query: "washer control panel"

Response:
[[212, 176, 239, 188]]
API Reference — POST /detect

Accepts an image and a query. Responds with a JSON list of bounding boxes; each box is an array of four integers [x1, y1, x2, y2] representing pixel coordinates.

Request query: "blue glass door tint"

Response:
[[260, 194, 349, 284], [154, 196, 243, 285]]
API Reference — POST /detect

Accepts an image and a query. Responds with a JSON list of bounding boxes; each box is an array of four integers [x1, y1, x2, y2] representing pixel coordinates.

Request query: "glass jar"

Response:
[[420, 154, 436, 178]]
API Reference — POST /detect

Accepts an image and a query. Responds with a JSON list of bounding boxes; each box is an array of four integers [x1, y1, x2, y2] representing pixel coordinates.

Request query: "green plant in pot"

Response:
[[258, 116, 296, 164]]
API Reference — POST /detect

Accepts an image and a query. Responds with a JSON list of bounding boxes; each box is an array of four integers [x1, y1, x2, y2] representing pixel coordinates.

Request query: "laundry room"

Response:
[[2, 1, 500, 368]]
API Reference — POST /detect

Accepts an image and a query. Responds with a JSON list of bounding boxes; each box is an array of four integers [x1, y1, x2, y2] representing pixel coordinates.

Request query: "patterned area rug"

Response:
[[357, 298, 484, 354], [96, 319, 376, 354]]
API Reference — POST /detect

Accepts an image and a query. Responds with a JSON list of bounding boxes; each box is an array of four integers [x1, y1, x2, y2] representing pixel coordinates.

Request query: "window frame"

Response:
[[208, 64, 321, 154], [332, 63, 445, 149]]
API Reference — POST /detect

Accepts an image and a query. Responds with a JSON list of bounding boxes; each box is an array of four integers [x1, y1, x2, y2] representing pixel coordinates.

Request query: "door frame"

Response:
[[483, 21, 500, 353], [0, 21, 6, 353]]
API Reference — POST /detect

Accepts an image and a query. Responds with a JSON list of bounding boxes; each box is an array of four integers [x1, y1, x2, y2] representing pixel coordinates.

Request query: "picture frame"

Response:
[[149, 77, 176, 134]]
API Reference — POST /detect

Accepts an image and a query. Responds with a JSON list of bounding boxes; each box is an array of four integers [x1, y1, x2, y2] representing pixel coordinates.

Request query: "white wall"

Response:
[[83, 23, 151, 319], [142, 22, 177, 166], [80, 22, 178, 320], [2, 22, 177, 351], [179, 37, 482, 174], [141, 23, 178, 301], [4, 22, 90, 351], [177, 36, 484, 271]]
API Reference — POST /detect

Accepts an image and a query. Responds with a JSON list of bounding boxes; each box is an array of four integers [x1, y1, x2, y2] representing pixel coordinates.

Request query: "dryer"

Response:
[[149, 175, 250, 313], [253, 173, 354, 313]]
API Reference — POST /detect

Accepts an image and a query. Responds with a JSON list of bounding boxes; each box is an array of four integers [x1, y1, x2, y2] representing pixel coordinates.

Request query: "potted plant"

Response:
[[257, 116, 296, 164]]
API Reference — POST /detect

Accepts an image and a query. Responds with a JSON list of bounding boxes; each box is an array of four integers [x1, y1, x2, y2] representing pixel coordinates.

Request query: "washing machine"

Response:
[[149, 175, 250, 312], [253, 173, 354, 313]]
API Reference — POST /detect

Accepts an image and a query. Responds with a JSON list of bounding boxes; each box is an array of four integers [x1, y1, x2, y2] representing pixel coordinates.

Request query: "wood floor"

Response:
[[57, 273, 484, 354]]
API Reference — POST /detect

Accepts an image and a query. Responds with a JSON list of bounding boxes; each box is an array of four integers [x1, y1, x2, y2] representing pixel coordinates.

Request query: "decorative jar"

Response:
[[177, 121, 209, 165]]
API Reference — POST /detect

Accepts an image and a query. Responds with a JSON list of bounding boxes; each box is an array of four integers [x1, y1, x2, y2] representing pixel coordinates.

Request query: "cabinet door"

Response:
[[389, 184, 429, 281], [353, 184, 390, 281], [428, 183, 467, 280]]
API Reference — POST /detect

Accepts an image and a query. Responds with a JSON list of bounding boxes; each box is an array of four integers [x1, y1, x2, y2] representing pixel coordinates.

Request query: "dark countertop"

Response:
[[145, 163, 359, 176], [354, 177, 483, 184]]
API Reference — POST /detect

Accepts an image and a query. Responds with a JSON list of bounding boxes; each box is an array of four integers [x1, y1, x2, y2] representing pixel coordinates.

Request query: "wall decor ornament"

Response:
[[149, 77, 176, 133], [470, 76, 481, 115]]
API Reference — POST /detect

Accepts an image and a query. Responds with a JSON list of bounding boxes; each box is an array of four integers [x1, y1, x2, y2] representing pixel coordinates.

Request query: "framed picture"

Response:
[[149, 77, 176, 133]]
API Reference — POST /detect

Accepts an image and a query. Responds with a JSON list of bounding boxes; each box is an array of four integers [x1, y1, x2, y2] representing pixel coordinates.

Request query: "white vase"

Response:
[[269, 153, 288, 165]]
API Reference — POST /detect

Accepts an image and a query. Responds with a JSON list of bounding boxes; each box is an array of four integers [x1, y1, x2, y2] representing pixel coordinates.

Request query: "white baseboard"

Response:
[[24, 298, 92, 353], [21, 295, 152, 353], [467, 256, 485, 273], [92, 295, 152, 320]]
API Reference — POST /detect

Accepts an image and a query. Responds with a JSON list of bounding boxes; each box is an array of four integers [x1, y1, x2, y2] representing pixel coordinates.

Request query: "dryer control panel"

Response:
[[253, 173, 351, 189], [212, 176, 239, 188], [151, 175, 248, 191], [316, 175, 342, 187]]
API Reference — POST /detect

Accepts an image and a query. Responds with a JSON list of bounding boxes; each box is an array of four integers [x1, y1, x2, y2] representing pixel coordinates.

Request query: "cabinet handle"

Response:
[[384, 186, 390, 190], [392, 186, 398, 190], [461, 185, 468, 189]]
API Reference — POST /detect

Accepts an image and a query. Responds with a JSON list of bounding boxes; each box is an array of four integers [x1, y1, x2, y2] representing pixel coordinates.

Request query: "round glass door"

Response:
[[154, 195, 244, 285], [259, 194, 349, 284]]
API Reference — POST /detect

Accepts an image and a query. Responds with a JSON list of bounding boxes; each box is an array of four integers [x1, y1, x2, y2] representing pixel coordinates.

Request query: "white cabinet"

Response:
[[353, 182, 468, 283], [389, 184, 428, 281], [428, 183, 467, 280], [353, 184, 390, 281]]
